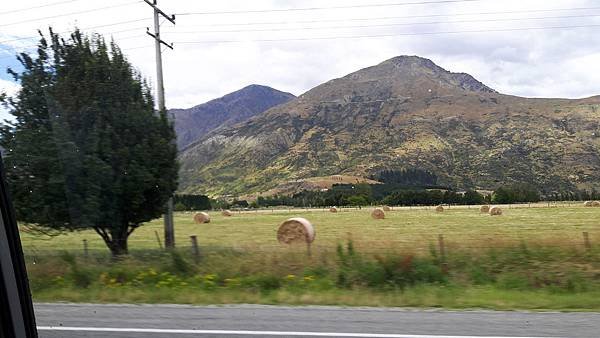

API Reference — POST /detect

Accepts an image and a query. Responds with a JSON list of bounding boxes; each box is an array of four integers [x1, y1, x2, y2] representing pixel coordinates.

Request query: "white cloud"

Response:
[[0, 0, 599, 110]]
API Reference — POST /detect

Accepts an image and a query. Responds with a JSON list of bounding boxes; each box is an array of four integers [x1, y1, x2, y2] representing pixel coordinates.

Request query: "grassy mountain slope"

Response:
[[179, 56, 600, 196]]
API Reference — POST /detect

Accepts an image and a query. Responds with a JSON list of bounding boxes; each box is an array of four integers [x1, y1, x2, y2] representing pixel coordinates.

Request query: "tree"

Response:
[[0, 30, 178, 257]]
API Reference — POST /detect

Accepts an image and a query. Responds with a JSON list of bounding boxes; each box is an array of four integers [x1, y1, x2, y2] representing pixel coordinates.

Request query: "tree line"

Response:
[[176, 183, 560, 210]]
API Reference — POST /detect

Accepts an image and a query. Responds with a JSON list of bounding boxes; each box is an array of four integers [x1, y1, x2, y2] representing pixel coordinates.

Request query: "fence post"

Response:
[[190, 235, 200, 262], [583, 232, 591, 251], [83, 239, 88, 259], [438, 234, 448, 273], [154, 230, 163, 250], [306, 242, 312, 257]]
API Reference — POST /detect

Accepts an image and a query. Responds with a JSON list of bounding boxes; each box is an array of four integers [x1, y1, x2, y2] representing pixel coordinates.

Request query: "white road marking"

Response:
[[36, 326, 557, 338]]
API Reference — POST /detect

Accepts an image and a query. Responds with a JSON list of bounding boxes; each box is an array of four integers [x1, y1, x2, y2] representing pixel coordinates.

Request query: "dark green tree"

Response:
[[0, 30, 178, 256]]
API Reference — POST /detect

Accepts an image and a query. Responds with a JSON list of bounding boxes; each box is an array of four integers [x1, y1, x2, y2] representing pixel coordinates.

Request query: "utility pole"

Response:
[[144, 0, 176, 249]]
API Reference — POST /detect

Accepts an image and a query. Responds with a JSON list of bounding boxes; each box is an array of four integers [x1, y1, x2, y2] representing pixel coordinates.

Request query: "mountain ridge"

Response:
[[169, 84, 295, 149], [178, 55, 600, 196]]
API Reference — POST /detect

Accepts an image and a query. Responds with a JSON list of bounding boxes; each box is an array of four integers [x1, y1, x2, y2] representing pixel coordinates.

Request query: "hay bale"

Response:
[[371, 208, 385, 219], [277, 217, 315, 244], [329, 207, 338, 213], [194, 212, 210, 224], [382, 205, 391, 212], [489, 206, 502, 216], [479, 205, 490, 213], [435, 205, 444, 213], [584, 201, 593, 207], [592, 201, 600, 207], [221, 210, 233, 217]]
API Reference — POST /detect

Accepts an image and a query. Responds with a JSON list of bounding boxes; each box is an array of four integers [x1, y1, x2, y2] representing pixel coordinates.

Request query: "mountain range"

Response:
[[178, 56, 600, 197], [169, 84, 295, 150]]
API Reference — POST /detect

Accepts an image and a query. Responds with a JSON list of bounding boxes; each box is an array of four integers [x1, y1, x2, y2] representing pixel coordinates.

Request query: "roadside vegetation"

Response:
[[28, 240, 600, 310]]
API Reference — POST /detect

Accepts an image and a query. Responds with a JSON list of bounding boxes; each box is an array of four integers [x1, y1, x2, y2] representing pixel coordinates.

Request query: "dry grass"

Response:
[[19, 204, 600, 255]]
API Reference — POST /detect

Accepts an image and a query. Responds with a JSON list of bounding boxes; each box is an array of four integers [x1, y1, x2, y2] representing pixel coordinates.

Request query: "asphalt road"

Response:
[[35, 303, 600, 338]]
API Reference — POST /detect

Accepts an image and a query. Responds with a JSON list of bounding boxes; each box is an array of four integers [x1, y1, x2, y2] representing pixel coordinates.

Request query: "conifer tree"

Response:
[[0, 29, 178, 256]]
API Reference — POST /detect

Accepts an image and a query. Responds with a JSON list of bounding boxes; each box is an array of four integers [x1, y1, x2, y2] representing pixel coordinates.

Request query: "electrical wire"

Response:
[[0, 39, 152, 61], [0, 0, 84, 16], [170, 13, 600, 35], [0, 1, 141, 28], [0, 18, 149, 45], [170, 6, 600, 28], [0, 26, 149, 56], [173, 23, 600, 44], [176, 0, 487, 16]]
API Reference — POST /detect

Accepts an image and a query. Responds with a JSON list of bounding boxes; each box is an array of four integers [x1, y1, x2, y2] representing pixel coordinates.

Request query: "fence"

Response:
[[190, 201, 590, 215], [22, 230, 597, 264]]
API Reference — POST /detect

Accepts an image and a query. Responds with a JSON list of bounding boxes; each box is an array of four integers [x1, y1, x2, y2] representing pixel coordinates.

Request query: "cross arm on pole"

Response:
[[146, 29, 174, 49], [143, 0, 176, 24]]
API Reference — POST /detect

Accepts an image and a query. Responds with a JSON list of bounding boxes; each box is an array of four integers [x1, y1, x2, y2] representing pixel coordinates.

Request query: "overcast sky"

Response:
[[1, 0, 600, 119]]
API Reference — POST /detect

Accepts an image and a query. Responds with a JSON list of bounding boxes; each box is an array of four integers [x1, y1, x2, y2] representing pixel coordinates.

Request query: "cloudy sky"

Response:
[[1, 0, 600, 119]]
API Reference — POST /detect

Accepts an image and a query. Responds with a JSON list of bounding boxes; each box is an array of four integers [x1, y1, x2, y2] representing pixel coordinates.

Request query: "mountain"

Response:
[[178, 55, 600, 196], [169, 84, 295, 149]]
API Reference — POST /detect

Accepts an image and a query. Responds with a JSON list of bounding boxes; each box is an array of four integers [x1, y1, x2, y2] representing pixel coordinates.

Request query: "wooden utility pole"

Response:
[[144, 0, 176, 248]]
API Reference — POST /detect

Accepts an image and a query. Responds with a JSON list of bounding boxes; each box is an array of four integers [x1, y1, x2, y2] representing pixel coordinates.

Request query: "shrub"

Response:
[[240, 274, 282, 291], [336, 241, 446, 289], [169, 251, 193, 275]]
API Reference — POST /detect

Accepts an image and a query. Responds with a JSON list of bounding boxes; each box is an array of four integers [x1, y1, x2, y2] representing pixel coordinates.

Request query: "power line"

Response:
[[0, 0, 84, 16], [0, 38, 152, 61], [0, 27, 149, 55], [171, 14, 600, 35], [173, 23, 600, 44], [0, 18, 149, 45], [0, 1, 141, 28], [171, 6, 600, 28], [176, 0, 486, 16]]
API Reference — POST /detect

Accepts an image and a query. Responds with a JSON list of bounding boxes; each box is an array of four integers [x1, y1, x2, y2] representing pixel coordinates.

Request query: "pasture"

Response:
[[20, 203, 600, 256]]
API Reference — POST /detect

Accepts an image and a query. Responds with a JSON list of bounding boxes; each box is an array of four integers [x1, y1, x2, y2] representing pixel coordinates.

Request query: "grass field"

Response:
[[21, 203, 600, 310], [20, 203, 600, 255]]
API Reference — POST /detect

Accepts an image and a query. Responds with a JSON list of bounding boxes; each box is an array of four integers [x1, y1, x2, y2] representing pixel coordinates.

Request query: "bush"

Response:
[[70, 268, 94, 288], [168, 251, 193, 275], [241, 274, 282, 291], [174, 202, 187, 211], [336, 241, 446, 289]]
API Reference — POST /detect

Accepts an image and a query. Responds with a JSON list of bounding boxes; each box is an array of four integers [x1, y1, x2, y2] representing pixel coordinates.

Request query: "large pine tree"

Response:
[[0, 29, 178, 256]]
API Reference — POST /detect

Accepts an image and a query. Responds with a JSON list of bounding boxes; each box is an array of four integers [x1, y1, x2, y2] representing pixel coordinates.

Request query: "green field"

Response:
[[22, 204, 600, 310], [20, 204, 600, 255]]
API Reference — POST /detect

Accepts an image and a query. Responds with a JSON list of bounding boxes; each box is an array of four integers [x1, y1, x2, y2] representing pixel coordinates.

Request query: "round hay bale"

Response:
[[479, 205, 490, 213], [435, 205, 444, 213], [277, 218, 315, 244], [221, 210, 233, 217], [382, 205, 391, 212], [592, 201, 600, 207], [329, 207, 338, 213], [489, 206, 503, 216], [194, 212, 210, 224], [371, 208, 385, 219], [584, 201, 593, 207]]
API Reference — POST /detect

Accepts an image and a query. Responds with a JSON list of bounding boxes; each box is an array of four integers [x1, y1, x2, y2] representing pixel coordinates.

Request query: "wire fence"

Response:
[[194, 201, 592, 214], [22, 230, 597, 263]]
